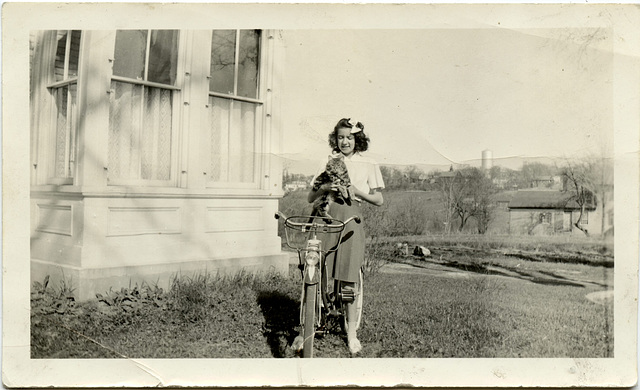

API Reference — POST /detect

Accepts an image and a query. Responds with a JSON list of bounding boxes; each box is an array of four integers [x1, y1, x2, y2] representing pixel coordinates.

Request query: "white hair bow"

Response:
[[349, 119, 362, 134]]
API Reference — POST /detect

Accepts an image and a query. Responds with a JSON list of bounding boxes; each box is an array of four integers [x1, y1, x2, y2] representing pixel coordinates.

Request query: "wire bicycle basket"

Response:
[[278, 214, 350, 254]]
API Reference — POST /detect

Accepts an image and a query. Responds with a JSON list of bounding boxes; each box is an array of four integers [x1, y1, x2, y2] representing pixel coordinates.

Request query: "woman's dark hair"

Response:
[[328, 118, 370, 153]]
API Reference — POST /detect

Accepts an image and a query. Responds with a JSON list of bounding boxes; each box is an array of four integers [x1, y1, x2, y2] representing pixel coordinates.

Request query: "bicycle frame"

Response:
[[275, 211, 361, 357]]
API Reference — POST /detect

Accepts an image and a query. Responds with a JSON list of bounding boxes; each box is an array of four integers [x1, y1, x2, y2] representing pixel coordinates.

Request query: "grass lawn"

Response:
[[31, 243, 613, 359], [361, 267, 612, 358]]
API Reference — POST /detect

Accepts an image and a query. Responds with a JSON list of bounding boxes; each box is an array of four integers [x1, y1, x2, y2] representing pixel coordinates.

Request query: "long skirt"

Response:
[[320, 200, 365, 283]]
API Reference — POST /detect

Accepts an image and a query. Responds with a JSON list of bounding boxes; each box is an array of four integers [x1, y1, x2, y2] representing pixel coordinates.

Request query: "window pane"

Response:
[[207, 98, 256, 183], [228, 101, 256, 182], [53, 86, 68, 176], [54, 31, 68, 82], [68, 83, 78, 174], [68, 30, 81, 78], [237, 30, 260, 98], [147, 30, 178, 85], [108, 81, 173, 182], [113, 30, 147, 80], [108, 81, 143, 180], [209, 30, 236, 94], [207, 96, 231, 182], [141, 87, 172, 180]]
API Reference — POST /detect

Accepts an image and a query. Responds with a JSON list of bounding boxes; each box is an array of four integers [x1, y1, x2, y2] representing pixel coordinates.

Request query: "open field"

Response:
[[31, 236, 613, 358]]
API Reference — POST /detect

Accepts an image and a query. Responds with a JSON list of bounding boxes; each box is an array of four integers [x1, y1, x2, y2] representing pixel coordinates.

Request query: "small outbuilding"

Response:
[[508, 190, 599, 235]]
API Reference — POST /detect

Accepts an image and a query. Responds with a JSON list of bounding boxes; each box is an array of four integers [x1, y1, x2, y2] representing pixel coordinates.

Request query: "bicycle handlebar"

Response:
[[274, 211, 361, 230]]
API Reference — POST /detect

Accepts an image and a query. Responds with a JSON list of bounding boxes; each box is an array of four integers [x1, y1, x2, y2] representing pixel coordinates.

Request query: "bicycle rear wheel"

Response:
[[302, 283, 317, 358]]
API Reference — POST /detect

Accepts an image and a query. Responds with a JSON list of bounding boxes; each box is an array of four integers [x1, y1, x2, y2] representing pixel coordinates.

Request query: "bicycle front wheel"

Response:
[[302, 283, 317, 358]]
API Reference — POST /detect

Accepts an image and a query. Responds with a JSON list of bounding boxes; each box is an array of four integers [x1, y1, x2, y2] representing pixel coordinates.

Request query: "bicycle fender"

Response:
[[304, 265, 320, 284]]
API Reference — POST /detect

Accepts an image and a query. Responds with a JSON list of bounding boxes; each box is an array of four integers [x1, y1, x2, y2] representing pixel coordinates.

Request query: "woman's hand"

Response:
[[351, 186, 384, 207], [308, 182, 339, 203], [321, 183, 339, 193]]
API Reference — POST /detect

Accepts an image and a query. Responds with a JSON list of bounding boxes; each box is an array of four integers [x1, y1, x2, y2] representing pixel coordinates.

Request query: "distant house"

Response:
[[602, 186, 614, 238], [492, 191, 517, 210], [491, 177, 510, 190], [508, 190, 600, 235], [284, 181, 309, 192], [531, 175, 562, 189], [435, 169, 462, 184]]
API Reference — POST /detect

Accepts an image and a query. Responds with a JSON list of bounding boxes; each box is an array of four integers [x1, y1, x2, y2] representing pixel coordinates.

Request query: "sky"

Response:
[[278, 27, 614, 173]]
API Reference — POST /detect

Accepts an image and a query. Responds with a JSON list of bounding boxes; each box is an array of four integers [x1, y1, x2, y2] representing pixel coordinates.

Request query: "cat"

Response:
[[311, 155, 355, 222]]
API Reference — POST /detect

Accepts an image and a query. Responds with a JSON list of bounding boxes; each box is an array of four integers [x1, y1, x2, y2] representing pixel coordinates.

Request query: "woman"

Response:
[[308, 118, 384, 354]]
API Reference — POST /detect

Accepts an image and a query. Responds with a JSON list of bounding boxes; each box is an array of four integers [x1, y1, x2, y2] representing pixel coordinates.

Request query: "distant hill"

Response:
[[463, 155, 563, 171], [281, 153, 564, 175], [281, 154, 322, 176]]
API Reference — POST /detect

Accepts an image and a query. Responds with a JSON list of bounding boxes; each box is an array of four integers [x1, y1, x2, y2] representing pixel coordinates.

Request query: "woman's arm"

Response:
[[308, 183, 334, 203], [352, 187, 384, 207]]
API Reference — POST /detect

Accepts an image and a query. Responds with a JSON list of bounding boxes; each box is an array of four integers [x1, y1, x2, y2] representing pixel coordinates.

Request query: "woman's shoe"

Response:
[[291, 335, 304, 352], [348, 338, 362, 354]]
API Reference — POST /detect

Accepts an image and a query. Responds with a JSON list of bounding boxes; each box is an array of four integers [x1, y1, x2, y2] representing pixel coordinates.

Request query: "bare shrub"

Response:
[[387, 195, 429, 236], [364, 237, 393, 276]]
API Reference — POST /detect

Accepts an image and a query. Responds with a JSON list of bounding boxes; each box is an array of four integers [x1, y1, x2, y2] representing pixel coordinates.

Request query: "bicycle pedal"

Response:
[[339, 290, 356, 303]]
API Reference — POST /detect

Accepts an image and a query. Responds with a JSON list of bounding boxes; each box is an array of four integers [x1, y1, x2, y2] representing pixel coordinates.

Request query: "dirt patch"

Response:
[[380, 262, 470, 279], [585, 290, 614, 305]]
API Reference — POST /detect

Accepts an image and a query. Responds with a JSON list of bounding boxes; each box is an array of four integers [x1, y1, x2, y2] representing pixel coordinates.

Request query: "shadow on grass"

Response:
[[257, 290, 299, 358], [404, 257, 591, 288], [535, 269, 609, 288], [443, 260, 588, 288], [504, 252, 613, 268]]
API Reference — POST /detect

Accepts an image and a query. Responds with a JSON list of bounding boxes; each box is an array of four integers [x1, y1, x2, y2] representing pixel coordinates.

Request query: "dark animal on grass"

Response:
[[413, 245, 431, 258], [312, 156, 355, 222]]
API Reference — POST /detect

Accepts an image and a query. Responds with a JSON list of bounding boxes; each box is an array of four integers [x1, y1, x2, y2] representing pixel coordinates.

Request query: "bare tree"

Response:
[[404, 165, 422, 190], [453, 190, 474, 232], [520, 161, 558, 188], [472, 171, 497, 234], [437, 167, 496, 233], [453, 168, 497, 233], [561, 160, 598, 236], [437, 167, 460, 234]]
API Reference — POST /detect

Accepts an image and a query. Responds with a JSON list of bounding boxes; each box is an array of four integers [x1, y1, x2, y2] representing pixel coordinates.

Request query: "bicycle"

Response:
[[275, 211, 364, 358]]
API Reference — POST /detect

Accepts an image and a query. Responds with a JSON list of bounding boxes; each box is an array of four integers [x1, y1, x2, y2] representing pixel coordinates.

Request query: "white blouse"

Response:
[[310, 152, 385, 197]]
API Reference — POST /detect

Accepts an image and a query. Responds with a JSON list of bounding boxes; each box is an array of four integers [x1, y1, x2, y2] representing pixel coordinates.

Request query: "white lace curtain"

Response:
[[108, 81, 173, 181], [208, 96, 256, 183]]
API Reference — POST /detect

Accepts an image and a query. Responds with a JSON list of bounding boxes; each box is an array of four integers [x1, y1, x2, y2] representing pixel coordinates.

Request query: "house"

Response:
[[531, 175, 562, 189], [284, 181, 309, 192], [30, 30, 289, 299], [602, 185, 614, 238], [435, 169, 463, 184], [492, 190, 517, 210], [508, 190, 601, 235]]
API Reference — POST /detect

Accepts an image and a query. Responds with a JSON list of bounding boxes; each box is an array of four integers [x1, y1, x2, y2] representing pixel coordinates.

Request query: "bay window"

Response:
[[107, 30, 179, 185], [33, 29, 270, 191]]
